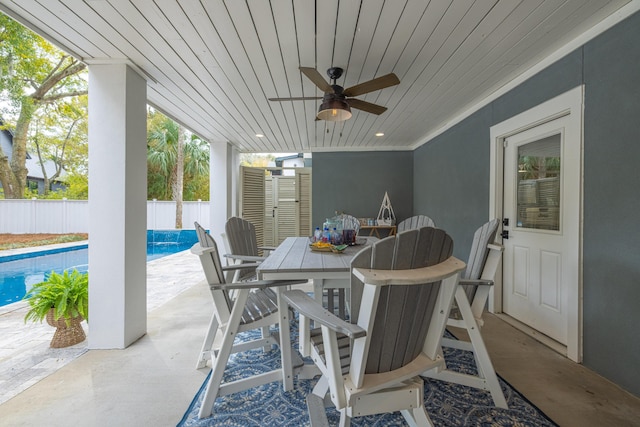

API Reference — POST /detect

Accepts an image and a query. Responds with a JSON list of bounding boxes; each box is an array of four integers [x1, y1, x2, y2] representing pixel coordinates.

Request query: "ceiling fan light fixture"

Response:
[[317, 99, 352, 121]]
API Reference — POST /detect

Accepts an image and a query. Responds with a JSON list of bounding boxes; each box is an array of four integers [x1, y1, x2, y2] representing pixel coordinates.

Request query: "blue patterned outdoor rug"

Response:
[[178, 326, 558, 427]]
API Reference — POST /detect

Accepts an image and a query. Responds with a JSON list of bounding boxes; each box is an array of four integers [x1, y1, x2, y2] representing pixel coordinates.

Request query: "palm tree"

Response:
[[147, 112, 209, 228]]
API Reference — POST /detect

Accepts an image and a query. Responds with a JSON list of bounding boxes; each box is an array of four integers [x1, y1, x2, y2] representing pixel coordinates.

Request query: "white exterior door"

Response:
[[502, 116, 580, 347], [490, 86, 583, 362]]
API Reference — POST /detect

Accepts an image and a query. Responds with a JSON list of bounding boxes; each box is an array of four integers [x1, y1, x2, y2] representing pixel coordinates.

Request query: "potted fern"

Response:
[[23, 269, 89, 348]]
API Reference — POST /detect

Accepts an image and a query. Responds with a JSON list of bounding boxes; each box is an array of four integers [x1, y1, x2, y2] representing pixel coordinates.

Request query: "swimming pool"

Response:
[[0, 230, 199, 308]]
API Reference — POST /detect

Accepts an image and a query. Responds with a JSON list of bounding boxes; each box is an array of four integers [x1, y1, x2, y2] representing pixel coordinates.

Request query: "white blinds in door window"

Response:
[[516, 134, 561, 231]]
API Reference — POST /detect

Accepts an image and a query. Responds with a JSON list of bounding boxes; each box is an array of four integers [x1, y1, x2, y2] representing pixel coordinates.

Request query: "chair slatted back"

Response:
[[194, 222, 233, 314], [461, 219, 499, 300], [350, 227, 454, 376], [396, 215, 435, 232], [225, 217, 260, 256], [225, 217, 260, 280]]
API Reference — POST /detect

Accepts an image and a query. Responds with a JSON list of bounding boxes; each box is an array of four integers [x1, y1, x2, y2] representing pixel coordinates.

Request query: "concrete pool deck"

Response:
[[0, 245, 204, 405]]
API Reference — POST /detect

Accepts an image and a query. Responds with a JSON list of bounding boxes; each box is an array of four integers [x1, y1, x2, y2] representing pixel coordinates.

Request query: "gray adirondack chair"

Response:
[[422, 218, 508, 408], [223, 216, 276, 282], [191, 222, 306, 419], [396, 214, 435, 232], [283, 227, 465, 427]]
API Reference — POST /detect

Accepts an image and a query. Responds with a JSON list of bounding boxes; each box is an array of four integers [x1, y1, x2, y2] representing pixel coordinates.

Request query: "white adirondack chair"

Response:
[[191, 222, 306, 419], [283, 227, 465, 426], [422, 218, 508, 408]]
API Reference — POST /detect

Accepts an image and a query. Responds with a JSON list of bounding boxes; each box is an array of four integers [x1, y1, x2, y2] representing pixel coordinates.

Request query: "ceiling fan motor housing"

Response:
[[326, 67, 344, 82]]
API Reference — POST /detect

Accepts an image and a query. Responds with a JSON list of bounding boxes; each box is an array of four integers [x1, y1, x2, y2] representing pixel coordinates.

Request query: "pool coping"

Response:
[[0, 240, 89, 262], [0, 241, 197, 316]]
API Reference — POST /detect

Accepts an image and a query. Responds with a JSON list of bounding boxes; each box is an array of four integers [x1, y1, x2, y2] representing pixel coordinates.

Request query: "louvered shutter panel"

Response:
[[264, 176, 274, 247], [240, 166, 265, 249], [296, 169, 312, 237]]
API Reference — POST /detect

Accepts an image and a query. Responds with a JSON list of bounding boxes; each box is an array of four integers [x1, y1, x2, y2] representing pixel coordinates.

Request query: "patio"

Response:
[[0, 1, 638, 403], [0, 244, 639, 426], [0, 244, 204, 405]]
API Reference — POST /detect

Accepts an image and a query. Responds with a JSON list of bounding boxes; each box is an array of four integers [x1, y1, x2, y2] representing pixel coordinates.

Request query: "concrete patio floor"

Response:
[[0, 245, 204, 405], [0, 246, 639, 426]]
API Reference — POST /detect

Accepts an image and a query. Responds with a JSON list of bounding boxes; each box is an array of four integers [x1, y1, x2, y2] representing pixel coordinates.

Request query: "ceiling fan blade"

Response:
[[347, 98, 388, 115], [269, 96, 323, 101], [343, 73, 400, 97], [299, 67, 333, 93]]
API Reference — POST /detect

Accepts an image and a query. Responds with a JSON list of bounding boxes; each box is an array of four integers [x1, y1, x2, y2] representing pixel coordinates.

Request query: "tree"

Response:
[[147, 110, 209, 228], [0, 13, 87, 198], [31, 95, 88, 195]]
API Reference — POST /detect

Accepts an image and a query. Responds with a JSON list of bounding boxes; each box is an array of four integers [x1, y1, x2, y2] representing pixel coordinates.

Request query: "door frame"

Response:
[[489, 85, 584, 362]]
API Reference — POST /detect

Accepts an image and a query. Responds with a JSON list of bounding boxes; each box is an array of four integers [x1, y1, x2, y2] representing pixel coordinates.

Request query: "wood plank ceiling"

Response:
[[0, 0, 632, 153]]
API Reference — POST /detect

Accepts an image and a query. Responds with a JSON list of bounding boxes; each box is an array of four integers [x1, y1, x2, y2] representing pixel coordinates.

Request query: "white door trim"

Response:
[[489, 85, 584, 362]]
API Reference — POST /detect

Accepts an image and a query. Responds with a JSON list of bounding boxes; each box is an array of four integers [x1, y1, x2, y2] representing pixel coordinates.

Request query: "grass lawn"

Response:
[[0, 234, 88, 251]]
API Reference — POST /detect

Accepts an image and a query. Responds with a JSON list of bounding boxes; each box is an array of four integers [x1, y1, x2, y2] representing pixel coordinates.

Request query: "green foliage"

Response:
[[518, 156, 561, 180], [62, 173, 88, 199], [147, 109, 209, 201], [184, 172, 209, 201], [0, 13, 87, 198], [0, 14, 40, 102], [23, 269, 89, 325], [240, 153, 276, 167]]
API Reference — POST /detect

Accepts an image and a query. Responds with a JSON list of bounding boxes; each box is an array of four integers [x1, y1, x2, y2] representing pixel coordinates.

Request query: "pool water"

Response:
[[0, 230, 199, 308]]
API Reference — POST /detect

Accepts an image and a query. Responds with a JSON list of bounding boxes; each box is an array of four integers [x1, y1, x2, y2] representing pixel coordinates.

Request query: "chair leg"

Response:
[[196, 314, 219, 369], [464, 316, 508, 408], [198, 290, 250, 419], [453, 286, 508, 409], [197, 324, 236, 418], [261, 325, 272, 352], [401, 407, 434, 427], [306, 394, 330, 427], [312, 375, 329, 398], [338, 409, 351, 427]]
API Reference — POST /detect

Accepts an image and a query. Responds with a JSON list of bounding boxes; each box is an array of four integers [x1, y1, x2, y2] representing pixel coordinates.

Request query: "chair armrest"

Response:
[[487, 243, 503, 252], [211, 278, 308, 291], [220, 263, 261, 272], [458, 279, 494, 287], [282, 290, 366, 339], [223, 253, 267, 262], [190, 243, 214, 256], [353, 256, 465, 286]]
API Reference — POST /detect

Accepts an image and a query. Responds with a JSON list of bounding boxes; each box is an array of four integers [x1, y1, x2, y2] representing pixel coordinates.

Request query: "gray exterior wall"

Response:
[[312, 12, 640, 396], [412, 11, 640, 396], [312, 151, 413, 229]]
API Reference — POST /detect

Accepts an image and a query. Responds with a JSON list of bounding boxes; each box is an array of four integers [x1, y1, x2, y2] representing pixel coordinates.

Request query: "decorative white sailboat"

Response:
[[376, 192, 396, 226]]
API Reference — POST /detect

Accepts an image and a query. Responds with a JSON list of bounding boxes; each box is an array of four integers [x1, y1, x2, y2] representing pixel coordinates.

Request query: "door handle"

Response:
[[501, 230, 509, 239]]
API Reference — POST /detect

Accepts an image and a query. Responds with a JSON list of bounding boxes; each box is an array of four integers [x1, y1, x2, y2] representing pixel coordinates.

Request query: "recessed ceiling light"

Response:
[[256, 133, 264, 138], [375, 132, 384, 137]]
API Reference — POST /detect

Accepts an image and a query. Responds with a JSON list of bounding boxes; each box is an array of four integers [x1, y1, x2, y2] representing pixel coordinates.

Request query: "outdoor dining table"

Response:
[[257, 236, 375, 299], [256, 235, 376, 390]]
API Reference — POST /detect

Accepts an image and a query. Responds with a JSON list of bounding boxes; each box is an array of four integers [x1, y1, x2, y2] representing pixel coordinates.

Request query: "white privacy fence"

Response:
[[0, 199, 210, 233]]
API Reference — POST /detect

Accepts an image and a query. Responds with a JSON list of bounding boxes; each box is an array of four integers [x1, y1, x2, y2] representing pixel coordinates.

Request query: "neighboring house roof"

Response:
[[275, 153, 303, 163], [274, 153, 312, 168], [25, 157, 68, 182], [0, 117, 67, 183]]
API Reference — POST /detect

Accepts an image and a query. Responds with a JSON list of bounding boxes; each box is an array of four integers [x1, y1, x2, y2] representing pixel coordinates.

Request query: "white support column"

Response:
[[88, 64, 147, 349], [209, 142, 238, 242]]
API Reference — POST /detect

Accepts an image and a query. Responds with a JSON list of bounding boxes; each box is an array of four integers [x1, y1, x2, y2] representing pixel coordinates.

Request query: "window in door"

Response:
[[516, 134, 561, 231]]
